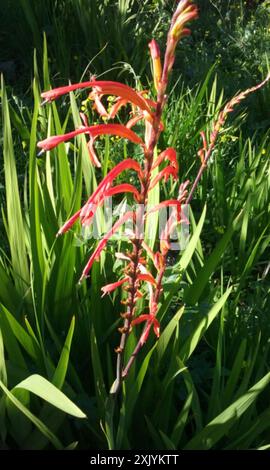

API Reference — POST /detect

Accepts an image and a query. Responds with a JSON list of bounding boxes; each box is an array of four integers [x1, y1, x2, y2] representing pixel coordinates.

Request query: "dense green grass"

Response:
[[2, 1, 270, 100], [0, 0, 170, 89]]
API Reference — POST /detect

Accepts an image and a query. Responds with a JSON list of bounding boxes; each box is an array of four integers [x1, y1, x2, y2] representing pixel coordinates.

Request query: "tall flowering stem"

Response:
[[38, 0, 270, 397], [111, 0, 198, 395], [186, 72, 270, 205]]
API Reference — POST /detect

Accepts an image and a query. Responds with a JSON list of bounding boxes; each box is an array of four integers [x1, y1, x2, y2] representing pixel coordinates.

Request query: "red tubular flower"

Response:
[[86, 124, 144, 144], [79, 211, 134, 283], [105, 184, 140, 201], [151, 148, 178, 171], [137, 273, 157, 286], [146, 199, 181, 217], [41, 80, 153, 114], [37, 124, 144, 152], [80, 184, 140, 226], [90, 89, 109, 118], [83, 159, 142, 207], [57, 209, 81, 236], [37, 129, 84, 152], [149, 165, 178, 190], [85, 159, 142, 205], [132, 314, 160, 343], [101, 278, 129, 297], [87, 139, 102, 167], [57, 159, 142, 236]]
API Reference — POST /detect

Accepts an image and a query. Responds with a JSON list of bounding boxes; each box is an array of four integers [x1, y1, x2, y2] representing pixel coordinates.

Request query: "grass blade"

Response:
[[14, 374, 86, 418], [185, 372, 270, 450]]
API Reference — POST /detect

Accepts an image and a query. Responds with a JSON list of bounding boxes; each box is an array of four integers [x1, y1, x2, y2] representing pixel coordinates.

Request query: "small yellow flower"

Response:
[[261, 148, 266, 155], [215, 226, 225, 234]]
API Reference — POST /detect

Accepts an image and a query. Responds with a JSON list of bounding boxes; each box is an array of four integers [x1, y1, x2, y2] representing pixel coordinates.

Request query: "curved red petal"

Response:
[[37, 124, 143, 153], [84, 124, 144, 145], [149, 166, 178, 190], [79, 211, 134, 283], [105, 184, 140, 200], [80, 201, 98, 227], [101, 277, 129, 297], [147, 200, 181, 215], [91, 91, 109, 118], [87, 139, 101, 167], [57, 209, 82, 236], [108, 98, 128, 119], [65, 159, 143, 233], [80, 158, 143, 211], [153, 318, 160, 338], [126, 115, 144, 129], [137, 273, 157, 286], [80, 112, 89, 127], [41, 80, 152, 114], [131, 314, 151, 326], [152, 148, 178, 171], [37, 129, 83, 151]]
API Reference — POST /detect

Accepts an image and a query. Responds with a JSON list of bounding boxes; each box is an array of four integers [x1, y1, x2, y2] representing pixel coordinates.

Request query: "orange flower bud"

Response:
[[148, 39, 162, 92], [170, 3, 198, 41]]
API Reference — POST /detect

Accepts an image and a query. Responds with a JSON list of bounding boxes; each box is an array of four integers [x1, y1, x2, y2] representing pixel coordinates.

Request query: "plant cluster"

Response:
[[37, 0, 269, 395]]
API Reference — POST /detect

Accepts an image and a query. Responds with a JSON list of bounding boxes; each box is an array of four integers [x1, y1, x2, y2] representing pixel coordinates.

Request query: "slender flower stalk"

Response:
[[38, 0, 270, 397], [186, 71, 270, 205]]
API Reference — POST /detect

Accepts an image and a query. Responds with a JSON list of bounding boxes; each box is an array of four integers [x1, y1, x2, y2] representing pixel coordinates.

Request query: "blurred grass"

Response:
[[1, 0, 270, 114], [0, 0, 170, 90]]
